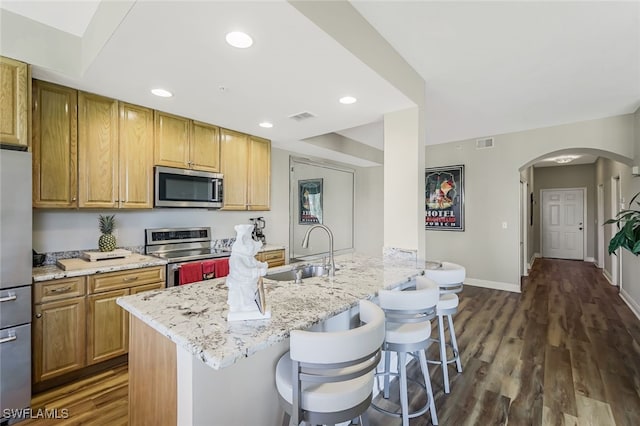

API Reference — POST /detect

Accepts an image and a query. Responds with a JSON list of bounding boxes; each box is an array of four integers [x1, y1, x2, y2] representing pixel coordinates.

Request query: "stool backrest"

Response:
[[379, 278, 439, 323], [290, 299, 385, 364], [288, 300, 385, 425], [423, 262, 465, 294]]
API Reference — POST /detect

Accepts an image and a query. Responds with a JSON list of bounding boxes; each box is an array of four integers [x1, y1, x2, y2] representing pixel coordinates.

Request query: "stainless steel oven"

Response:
[[155, 166, 223, 208], [145, 227, 231, 287]]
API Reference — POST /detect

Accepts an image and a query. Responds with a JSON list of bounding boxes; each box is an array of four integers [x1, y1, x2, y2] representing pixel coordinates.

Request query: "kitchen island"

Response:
[[117, 253, 423, 426]]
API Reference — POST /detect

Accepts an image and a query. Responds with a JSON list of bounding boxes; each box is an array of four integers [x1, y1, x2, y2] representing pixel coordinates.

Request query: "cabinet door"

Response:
[[190, 120, 220, 172], [248, 136, 271, 211], [0, 57, 28, 147], [87, 289, 129, 365], [32, 80, 78, 208], [220, 128, 248, 210], [154, 111, 189, 169], [119, 103, 153, 209], [33, 297, 86, 383], [78, 92, 119, 208]]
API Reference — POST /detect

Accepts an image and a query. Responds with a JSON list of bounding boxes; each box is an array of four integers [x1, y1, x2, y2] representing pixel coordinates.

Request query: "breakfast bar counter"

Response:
[[117, 253, 423, 425]]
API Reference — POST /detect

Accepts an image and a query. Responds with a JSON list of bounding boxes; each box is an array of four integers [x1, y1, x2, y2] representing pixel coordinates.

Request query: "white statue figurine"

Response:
[[226, 224, 271, 321]]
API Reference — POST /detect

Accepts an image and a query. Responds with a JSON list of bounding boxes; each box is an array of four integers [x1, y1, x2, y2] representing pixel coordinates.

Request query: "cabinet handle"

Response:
[[0, 295, 17, 302], [72, 197, 77, 202], [48, 286, 72, 294], [123, 277, 139, 282], [35, 313, 42, 319], [0, 335, 17, 344]]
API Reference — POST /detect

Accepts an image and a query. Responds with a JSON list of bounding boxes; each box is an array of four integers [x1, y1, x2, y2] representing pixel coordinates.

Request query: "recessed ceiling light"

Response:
[[226, 31, 253, 48], [339, 96, 357, 104], [259, 122, 273, 128], [552, 155, 580, 164], [151, 88, 173, 98]]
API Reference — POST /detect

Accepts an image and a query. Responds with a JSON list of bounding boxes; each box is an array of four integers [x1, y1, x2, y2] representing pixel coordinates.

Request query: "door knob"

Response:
[[579, 227, 583, 230]]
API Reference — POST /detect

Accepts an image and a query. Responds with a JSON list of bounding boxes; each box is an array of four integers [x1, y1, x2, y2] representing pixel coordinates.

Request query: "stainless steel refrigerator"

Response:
[[0, 148, 32, 421]]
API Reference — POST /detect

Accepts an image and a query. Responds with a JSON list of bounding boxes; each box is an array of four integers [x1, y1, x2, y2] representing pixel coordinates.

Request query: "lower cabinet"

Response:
[[33, 296, 86, 382], [32, 266, 164, 384], [256, 248, 285, 268], [86, 289, 129, 365]]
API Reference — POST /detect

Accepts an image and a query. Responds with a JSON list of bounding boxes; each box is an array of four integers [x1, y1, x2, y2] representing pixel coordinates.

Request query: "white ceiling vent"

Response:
[[288, 111, 316, 121], [476, 137, 494, 149]]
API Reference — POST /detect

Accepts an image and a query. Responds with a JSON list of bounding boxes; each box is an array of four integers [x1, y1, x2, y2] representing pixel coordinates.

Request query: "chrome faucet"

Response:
[[301, 224, 335, 277]]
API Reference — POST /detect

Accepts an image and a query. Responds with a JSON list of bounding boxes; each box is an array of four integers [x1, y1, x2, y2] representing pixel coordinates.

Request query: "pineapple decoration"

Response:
[[98, 214, 117, 252]]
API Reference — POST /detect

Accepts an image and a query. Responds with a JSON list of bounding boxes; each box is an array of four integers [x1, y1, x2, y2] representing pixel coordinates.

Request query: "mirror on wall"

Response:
[[289, 156, 354, 260]]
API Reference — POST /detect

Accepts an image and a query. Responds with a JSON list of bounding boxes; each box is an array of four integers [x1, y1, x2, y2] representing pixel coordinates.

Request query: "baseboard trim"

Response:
[[620, 289, 640, 321], [602, 269, 614, 285], [585, 257, 595, 263], [528, 253, 538, 270], [465, 278, 521, 294]]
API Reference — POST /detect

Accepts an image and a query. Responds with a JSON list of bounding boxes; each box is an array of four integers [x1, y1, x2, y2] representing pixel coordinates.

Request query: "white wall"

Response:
[[354, 165, 384, 257], [424, 114, 635, 289]]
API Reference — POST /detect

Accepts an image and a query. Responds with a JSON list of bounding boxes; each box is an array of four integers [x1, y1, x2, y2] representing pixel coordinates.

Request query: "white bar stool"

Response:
[[422, 262, 465, 394], [372, 278, 439, 426], [275, 300, 385, 426]]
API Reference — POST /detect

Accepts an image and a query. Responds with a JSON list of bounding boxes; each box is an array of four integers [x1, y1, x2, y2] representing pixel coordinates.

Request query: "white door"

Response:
[[542, 189, 585, 260]]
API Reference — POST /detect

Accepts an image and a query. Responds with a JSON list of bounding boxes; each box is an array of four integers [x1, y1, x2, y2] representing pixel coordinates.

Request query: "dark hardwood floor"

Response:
[[369, 258, 640, 425], [19, 259, 640, 425]]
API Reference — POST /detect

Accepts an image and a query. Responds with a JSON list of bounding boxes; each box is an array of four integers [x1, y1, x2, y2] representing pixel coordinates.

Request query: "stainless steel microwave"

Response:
[[154, 166, 223, 208]]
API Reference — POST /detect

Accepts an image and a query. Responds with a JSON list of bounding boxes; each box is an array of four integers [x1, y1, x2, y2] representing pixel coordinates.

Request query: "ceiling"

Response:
[[1, 1, 638, 166]]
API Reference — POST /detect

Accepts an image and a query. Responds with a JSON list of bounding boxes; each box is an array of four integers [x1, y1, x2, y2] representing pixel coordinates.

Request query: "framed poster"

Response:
[[425, 165, 465, 231], [299, 179, 323, 224]]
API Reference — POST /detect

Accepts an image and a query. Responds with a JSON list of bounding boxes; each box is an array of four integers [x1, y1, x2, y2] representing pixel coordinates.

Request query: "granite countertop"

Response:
[[32, 254, 168, 282], [117, 253, 423, 370], [258, 244, 285, 252]]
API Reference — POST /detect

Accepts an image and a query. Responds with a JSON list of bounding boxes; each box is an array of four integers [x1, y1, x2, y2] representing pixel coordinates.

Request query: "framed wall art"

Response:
[[425, 165, 465, 231], [299, 179, 323, 224]]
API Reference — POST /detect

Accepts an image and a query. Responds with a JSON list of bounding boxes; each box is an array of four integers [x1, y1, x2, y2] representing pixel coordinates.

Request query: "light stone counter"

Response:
[[32, 254, 167, 282], [117, 253, 423, 370]]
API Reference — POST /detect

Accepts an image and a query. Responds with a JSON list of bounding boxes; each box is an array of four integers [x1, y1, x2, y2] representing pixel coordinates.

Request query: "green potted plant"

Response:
[[605, 191, 640, 255]]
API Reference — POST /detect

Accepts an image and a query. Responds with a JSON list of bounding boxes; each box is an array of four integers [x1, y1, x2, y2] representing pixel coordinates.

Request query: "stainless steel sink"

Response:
[[264, 265, 327, 282]]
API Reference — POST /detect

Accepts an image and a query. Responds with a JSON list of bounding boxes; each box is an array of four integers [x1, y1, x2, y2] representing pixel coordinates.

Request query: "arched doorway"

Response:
[[518, 148, 634, 280]]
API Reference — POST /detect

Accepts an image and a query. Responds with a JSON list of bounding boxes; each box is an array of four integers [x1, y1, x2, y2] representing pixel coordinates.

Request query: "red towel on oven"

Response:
[[214, 258, 230, 278], [201, 260, 216, 280], [179, 262, 203, 285]]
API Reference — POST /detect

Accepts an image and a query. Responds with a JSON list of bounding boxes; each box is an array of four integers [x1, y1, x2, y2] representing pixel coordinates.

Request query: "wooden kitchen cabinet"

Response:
[[0, 56, 29, 147], [220, 128, 248, 210], [86, 289, 129, 365], [33, 277, 86, 383], [257, 248, 285, 268], [32, 80, 78, 208], [119, 102, 154, 208], [220, 129, 271, 211], [248, 136, 271, 210], [78, 91, 119, 208], [32, 266, 165, 384], [154, 112, 219, 172]]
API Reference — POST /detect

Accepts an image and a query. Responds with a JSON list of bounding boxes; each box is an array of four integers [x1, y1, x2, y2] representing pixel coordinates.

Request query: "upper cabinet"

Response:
[[32, 81, 78, 208], [248, 136, 271, 211], [78, 92, 119, 208], [30, 78, 269, 210], [154, 112, 220, 172], [220, 129, 271, 211], [0, 56, 29, 147], [33, 80, 154, 209], [119, 103, 154, 209]]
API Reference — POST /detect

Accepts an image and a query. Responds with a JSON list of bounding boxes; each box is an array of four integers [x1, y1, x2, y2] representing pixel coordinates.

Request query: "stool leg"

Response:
[[418, 350, 438, 425], [383, 350, 391, 399], [359, 411, 370, 426], [438, 314, 450, 394], [398, 352, 409, 426], [447, 314, 462, 373]]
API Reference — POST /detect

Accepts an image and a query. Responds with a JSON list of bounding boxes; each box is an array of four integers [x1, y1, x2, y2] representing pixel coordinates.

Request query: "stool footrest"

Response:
[[372, 373, 431, 419]]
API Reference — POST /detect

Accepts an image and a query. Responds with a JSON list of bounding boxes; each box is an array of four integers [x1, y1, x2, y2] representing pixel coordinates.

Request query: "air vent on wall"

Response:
[[288, 111, 316, 121], [476, 137, 494, 149]]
